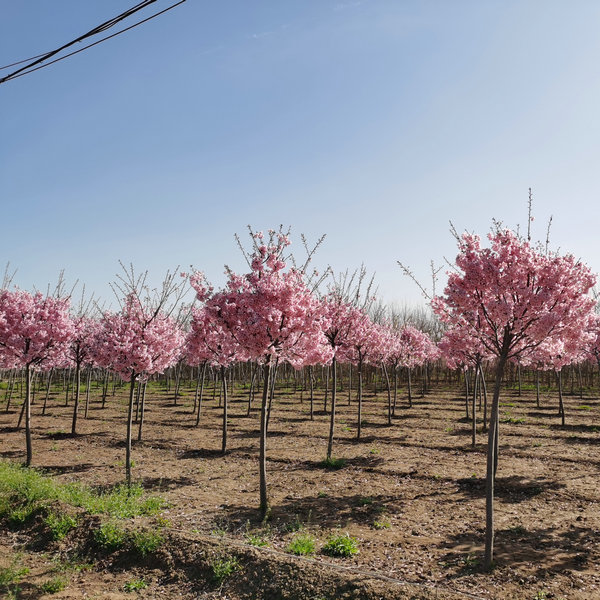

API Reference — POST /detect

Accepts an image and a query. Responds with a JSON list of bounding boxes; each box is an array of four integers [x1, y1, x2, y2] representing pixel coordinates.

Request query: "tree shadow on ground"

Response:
[[438, 524, 600, 577], [140, 475, 196, 491], [38, 463, 94, 475], [218, 491, 402, 531], [456, 475, 563, 503]]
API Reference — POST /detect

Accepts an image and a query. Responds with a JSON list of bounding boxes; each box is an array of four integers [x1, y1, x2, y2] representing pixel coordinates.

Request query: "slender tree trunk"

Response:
[[221, 365, 228, 454], [472, 363, 478, 447], [125, 372, 136, 488], [357, 360, 363, 439], [348, 363, 352, 406], [326, 356, 337, 460], [25, 364, 32, 466], [479, 362, 488, 433], [484, 345, 509, 570], [248, 362, 257, 416], [71, 362, 81, 435], [196, 362, 207, 426], [557, 369, 565, 427], [392, 366, 398, 417], [42, 368, 53, 416], [407, 367, 412, 407], [382, 363, 392, 425], [465, 368, 470, 419], [309, 365, 314, 420], [259, 358, 272, 521], [517, 363, 522, 397], [323, 366, 329, 413], [84, 368, 91, 419], [137, 380, 147, 441]]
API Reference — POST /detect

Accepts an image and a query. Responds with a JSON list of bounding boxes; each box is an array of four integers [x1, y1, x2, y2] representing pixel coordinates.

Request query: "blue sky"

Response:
[[1, 1, 600, 307]]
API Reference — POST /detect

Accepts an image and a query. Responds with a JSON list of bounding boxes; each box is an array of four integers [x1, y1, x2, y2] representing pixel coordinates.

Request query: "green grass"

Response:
[[44, 512, 78, 540], [130, 528, 164, 556], [356, 496, 373, 506], [502, 416, 525, 424], [320, 457, 346, 470], [40, 575, 68, 594], [372, 519, 391, 530], [94, 521, 128, 551], [576, 405, 592, 411], [210, 556, 240, 583], [0, 460, 165, 526], [322, 533, 359, 557], [287, 533, 317, 556], [124, 578, 148, 592]]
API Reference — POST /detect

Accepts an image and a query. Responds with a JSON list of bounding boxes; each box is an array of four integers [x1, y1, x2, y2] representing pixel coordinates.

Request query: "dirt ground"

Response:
[[1, 378, 599, 599]]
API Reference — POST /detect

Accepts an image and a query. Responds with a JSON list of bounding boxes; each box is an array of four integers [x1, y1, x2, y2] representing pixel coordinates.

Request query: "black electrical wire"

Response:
[[0, 0, 185, 85]]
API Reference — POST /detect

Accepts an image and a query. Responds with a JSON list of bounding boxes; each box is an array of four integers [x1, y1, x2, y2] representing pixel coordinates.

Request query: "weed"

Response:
[[322, 533, 359, 557], [372, 519, 391, 530], [287, 533, 317, 556], [130, 528, 163, 556], [502, 417, 525, 424], [45, 512, 77, 540], [94, 521, 127, 551], [0, 563, 29, 588], [499, 402, 515, 407], [317, 491, 328, 498], [532, 441, 543, 447], [444, 426, 454, 433], [245, 531, 268, 547], [40, 575, 68, 594], [357, 496, 373, 506], [508, 525, 527, 536], [155, 516, 171, 528], [576, 405, 592, 411], [369, 447, 380, 455], [123, 578, 148, 592], [460, 553, 479, 570], [211, 556, 240, 584], [533, 592, 547, 600], [320, 457, 346, 470], [285, 515, 304, 532]]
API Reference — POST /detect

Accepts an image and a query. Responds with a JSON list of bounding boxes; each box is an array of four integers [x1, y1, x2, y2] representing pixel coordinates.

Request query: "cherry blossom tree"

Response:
[[433, 227, 596, 568], [95, 269, 185, 486], [191, 229, 328, 519], [0, 289, 74, 466]]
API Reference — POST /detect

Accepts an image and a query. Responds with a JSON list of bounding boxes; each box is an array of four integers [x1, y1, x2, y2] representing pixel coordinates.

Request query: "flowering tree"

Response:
[[68, 316, 100, 435], [433, 228, 596, 568], [187, 302, 244, 453], [95, 285, 184, 486], [191, 229, 328, 519], [439, 326, 492, 444], [0, 290, 74, 466]]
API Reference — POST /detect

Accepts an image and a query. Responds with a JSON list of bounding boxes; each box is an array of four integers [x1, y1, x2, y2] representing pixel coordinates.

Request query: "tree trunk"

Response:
[[71, 362, 81, 435], [471, 363, 478, 447], [309, 365, 314, 420], [42, 368, 53, 416], [137, 380, 147, 441], [25, 364, 32, 466], [484, 347, 509, 570], [407, 368, 412, 408], [326, 356, 337, 461], [557, 369, 565, 427], [382, 363, 392, 425], [84, 368, 91, 419], [125, 372, 136, 487], [221, 365, 228, 454], [357, 360, 363, 439], [196, 362, 207, 427], [259, 358, 272, 521]]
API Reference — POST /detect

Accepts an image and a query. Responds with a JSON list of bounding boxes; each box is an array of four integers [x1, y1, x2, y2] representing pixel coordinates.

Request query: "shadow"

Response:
[[39, 463, 94, 475], [456, 475, 563, 503], [218, 491, 401, 531], [438, 524, 600, 575], [140, 475, 196, 491], [549, 423, 600, 433]]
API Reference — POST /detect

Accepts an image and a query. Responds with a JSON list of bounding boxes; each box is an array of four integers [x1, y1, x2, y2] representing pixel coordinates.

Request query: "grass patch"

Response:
[[576, 405, 592, 411], [502, 417, 525, 424], [320, 457, 346, 470], [0, 558, 29, 599], [44, 512, 78, 540], [372, 519, 391, 530], [287, 533, 317, 556], [94, 521, 128, 551], [356, 496, 373, 506], [124, 578, 148, 592], [322, 533, 359, 557], [210, 556, 240, 584], [40, 575, 68, 594], [130, 528, 164, 556], [0, 460, 165, 531]]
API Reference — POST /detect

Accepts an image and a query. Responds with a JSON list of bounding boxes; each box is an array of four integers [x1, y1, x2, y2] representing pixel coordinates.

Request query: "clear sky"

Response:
[[1, 1, 600, 308]]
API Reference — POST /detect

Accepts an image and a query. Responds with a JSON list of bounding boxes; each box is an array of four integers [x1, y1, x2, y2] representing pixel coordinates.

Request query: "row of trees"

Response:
[[1, 224, 598, 568]]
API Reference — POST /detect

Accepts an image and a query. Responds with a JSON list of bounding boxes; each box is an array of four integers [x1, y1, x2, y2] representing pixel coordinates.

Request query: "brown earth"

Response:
[[1, 379, 599, 599]]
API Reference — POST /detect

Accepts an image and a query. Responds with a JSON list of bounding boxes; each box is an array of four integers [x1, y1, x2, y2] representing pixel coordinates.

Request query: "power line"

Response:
[[0, 0, 186, 85]]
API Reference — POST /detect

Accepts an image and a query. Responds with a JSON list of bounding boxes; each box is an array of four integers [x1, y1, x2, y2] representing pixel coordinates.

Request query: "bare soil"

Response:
[[1, 379, 599, 599]]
